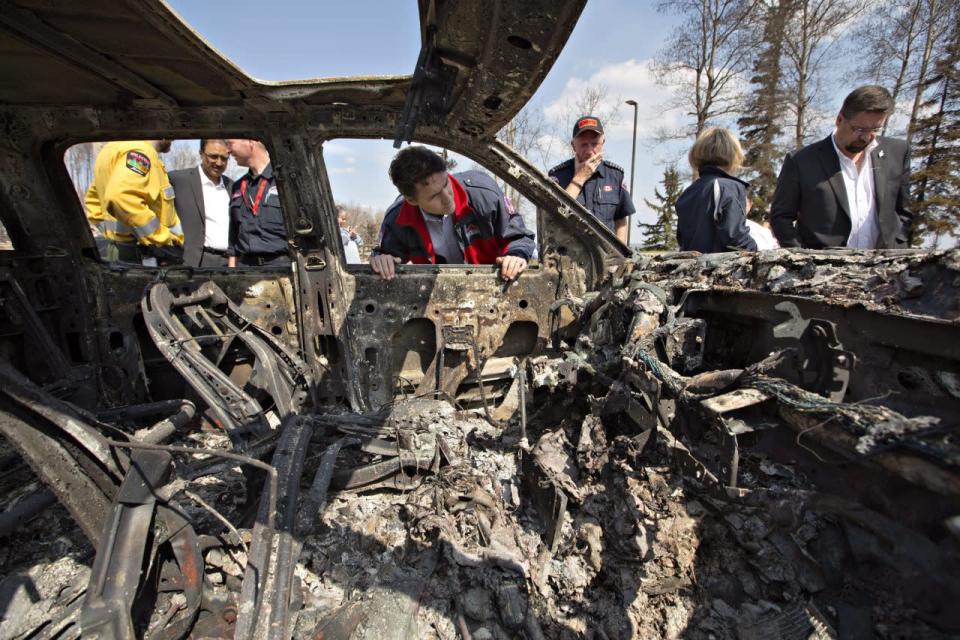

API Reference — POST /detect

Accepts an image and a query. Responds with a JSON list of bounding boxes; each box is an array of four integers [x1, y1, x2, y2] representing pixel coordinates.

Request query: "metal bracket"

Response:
[[799, 319, 853, 402], [773, 302, 854, 401], [81, 450, 173, 640], [393, 24, 455, 147], [441, 325, 474, 351]]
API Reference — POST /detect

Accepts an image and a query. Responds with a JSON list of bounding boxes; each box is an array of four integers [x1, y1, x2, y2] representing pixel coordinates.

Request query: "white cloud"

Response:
[[323, 141, 354, 157], [542, 58, 685, 140], [326, 147, 360, 176]]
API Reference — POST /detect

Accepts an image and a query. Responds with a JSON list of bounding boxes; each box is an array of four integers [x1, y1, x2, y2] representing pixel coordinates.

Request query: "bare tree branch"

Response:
[[782, 0, 867, 149], [652, 0, 762, 138]]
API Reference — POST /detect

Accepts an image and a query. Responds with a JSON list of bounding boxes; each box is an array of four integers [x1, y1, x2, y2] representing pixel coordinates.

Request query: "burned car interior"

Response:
[[0, 1, 958, 639]]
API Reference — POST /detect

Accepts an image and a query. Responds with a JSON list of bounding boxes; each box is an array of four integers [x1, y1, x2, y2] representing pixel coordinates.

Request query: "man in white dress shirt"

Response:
[[770, 85, 913, 249], [168, 139, 234, 267]]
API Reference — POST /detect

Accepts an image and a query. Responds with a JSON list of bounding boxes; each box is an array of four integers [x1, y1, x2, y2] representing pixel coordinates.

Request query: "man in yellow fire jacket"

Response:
[[85, 140, 184, 266]]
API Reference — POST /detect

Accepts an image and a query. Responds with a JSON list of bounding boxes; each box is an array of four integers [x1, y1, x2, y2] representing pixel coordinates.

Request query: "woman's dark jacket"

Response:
[[675, 165, 757, 253]]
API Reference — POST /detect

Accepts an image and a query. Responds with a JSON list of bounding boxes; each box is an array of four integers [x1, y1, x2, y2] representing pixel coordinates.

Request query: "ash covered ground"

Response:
[[1, 249, 959, 639]]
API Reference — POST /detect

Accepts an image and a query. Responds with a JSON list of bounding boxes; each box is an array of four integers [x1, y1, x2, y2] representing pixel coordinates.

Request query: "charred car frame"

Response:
[[0, 1, 958, 639]]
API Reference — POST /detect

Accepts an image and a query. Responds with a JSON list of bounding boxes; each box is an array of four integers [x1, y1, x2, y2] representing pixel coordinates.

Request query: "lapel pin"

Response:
[[879, 149, 885, 158]]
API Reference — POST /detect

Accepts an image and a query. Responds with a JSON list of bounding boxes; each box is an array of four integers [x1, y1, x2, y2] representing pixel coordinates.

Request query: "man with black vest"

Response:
[[225, 139, 288, 267]]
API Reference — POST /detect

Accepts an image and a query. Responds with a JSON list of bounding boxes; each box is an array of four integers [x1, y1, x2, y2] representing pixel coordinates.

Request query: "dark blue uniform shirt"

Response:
[[374, 170, 535, 265], [674, 165, 757, 253], [228, 163, 287, 257], [548, 158, 636, 231]]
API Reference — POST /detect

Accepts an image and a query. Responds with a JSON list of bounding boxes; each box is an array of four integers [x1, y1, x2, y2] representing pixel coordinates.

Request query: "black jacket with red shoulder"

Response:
[[372, 171, 535, 264]]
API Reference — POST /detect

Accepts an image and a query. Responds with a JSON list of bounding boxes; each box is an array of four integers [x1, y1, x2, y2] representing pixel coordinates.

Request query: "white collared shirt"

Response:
[[421, 209, 463, 264], [831, 133, 880, 249], [198, 166, 230, 251]]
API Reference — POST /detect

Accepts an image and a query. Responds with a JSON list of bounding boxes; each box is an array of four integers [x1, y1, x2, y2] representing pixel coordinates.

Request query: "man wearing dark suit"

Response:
[[770, 85, 913, 249], [168, 139, 233, 267]]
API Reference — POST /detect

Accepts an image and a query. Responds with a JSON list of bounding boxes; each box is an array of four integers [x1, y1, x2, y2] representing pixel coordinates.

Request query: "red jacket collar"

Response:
[[392, 175, 472, 264], [395, 174, 472, 228]]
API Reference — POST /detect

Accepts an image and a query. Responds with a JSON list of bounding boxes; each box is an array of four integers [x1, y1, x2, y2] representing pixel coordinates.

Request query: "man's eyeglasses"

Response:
[[204, 153, 229, 162], [848, 125, 882, 135]]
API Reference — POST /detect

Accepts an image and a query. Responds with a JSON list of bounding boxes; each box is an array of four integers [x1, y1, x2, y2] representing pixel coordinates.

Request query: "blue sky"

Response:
[[164, 1, 689, 242]]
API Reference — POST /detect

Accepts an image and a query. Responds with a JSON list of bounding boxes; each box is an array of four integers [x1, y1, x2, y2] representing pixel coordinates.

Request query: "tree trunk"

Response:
[[907, 0, 939, 147], [793, 2, 811, 150], [885, 0, 923, 135], [694, 0, 709, 136], [913, 63, 948, 207]]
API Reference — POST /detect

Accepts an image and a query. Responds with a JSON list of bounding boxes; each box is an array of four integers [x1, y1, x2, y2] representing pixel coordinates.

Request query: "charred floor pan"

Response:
[[1, 250, 959, 639]]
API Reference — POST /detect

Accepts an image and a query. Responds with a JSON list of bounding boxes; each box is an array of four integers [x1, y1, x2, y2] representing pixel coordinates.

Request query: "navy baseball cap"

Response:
[[572, 116, 604, 138]]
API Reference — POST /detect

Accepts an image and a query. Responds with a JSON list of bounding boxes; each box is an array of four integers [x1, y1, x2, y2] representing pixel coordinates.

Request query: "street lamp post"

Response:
[[625, 99, 638, 247]]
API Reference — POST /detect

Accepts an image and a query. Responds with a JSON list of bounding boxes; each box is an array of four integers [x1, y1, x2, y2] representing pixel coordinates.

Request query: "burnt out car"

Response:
[[0, 1, 958, 639]]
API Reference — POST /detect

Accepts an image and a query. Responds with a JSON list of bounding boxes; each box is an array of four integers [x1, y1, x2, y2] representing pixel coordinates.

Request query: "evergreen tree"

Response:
[[640, 165, 682, 250], [910, 13, 960, 247], [738, 0, 793, 222]]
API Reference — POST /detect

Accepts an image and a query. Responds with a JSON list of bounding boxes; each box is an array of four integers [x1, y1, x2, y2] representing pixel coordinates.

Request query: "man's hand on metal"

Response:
[[370, 253, 402, 280], [496, 255, 527, 281]]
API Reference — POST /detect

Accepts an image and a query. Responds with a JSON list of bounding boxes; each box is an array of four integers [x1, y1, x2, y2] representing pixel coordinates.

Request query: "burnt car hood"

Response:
[[0, 0, 585, 138]]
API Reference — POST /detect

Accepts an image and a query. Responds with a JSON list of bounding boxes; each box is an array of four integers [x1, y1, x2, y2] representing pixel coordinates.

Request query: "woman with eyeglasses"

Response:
[[675, 127, 758, 253]]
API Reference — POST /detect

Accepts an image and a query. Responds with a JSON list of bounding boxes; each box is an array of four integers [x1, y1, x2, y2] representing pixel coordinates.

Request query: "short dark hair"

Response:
[[199, 139, 228, 153], [388, 146, 450, 198], [840, 85, 893, 118]]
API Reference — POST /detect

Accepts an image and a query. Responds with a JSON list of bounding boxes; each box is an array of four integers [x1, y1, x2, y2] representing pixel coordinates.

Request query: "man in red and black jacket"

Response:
[[369, 146, 535, 281]]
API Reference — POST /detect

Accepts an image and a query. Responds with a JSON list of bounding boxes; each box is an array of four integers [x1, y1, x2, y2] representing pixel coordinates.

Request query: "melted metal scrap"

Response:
[[627, 248, 960, 319], [141, 281, 315, 439], [739, 373, 942, 454], [4, 250, 960, 639]]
